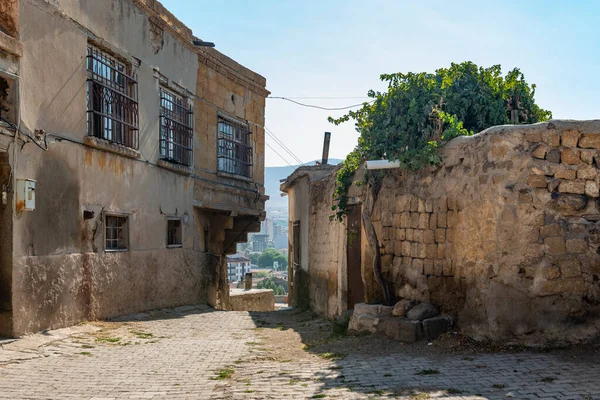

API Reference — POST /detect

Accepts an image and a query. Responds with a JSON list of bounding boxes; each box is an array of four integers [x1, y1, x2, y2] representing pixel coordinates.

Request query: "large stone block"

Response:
[[537, 277, 587, 296], [435, 229, 446, 243], [561, 148, 581, 165], [566, 239, 588, 254], [348, 314, 379, 334], [542, 131, 561, 147], [555, 166, 577, 180], [579, 134, 600, 149], [424, 230, 435, 244], [531, 143, 548, 159], [544, 237, 566, 255], [550, 192, 588, 212], [546, 149, 561, 163], [558, 180, 585, 194], [559, 257, 582, 278], [577, 166, 597, 180], [377, 317, 423, 343], [422, 315, 454, 340], [392, 299, 415, 317], [353, 303, 393, 318], [528, 174, 547, 188], [418, 213, 429, 229], [407, 303, 440, 321], [586, 181, 600, 198], [561, 130, 581, 147], [540, 224, 562, 237]]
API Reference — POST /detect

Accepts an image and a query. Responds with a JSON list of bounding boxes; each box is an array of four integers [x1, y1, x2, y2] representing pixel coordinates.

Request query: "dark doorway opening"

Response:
[[346, 205, 364, 309]]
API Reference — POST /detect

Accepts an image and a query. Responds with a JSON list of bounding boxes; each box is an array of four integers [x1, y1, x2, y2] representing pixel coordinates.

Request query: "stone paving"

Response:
[[0, 305, 598, 399]]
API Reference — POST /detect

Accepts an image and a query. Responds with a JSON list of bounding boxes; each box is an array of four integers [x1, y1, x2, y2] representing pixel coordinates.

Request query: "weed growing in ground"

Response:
[[212, 368, 234, 380], [541, 377, 556, 383], [415, 369, 439, 376], [95, 337, 121, 344], [79, 352, 92, 356], [318, 352, 346, 360], [492, 384, 506, 389]]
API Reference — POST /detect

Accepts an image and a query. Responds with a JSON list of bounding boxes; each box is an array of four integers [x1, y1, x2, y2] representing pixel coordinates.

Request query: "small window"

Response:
[[105, 215, 128, 251], [160, 88, 194, 166], [217, 117, 253, 178], [167, 219, 183, 247]]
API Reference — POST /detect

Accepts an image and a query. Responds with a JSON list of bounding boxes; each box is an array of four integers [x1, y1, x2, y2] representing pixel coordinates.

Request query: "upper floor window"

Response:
[[86, 44, 139, 149], [160, 88, 193, 166], [217, 117, 253, 178]]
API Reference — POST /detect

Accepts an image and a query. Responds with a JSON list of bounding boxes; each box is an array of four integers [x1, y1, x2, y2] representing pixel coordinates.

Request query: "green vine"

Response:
[[329, 62, 552, 221]]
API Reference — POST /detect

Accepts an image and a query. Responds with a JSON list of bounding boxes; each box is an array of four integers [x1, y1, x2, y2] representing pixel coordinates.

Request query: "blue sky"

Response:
[[161, 0, 600, 167]]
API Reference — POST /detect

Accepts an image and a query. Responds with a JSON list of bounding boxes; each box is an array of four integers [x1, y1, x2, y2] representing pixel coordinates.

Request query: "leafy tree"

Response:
[[329, 62, 552, 221], [249, 253, 260, 265], [257, 278, 286, 295], [258, 248, 288, 269], [328, 62, 551, 305]]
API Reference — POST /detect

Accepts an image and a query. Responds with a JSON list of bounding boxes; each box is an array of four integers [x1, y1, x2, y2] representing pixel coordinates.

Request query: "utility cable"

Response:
[[265, 141, 293, 167], [0, 116, 48, 151], [265, 127, 303, 165], [268, 96, 376, 111]]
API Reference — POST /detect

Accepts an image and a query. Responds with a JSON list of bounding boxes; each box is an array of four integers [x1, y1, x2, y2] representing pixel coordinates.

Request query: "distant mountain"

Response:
[[264, 159, 343, 209]]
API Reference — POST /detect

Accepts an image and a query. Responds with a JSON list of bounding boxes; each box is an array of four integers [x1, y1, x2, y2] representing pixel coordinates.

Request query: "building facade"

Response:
[[227, 255, 252, 283], [0, 0, 268, 337]]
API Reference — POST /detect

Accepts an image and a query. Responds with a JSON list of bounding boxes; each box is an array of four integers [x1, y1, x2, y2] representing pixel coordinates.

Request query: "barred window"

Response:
[[86, 44, 139, 149], [217, 118, 253, 178], [105, 215, 128, 251], [160, 88, 193, 166], [167, 218, 183, 247]]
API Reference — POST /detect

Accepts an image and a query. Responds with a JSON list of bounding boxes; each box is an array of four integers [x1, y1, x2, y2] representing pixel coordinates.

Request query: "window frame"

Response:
[[217, 115, 253, 179], [86, 43, 139, 149], [159, 87, 194, 166], [166, 217, 183, 248], [104, 213, 129, 252]]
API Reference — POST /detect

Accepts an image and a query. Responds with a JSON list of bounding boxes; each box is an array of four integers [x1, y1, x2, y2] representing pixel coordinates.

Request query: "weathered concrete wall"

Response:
[[228, 289, 274, 312], [6, 0, 209, 336], [299, 120, 600, 346]]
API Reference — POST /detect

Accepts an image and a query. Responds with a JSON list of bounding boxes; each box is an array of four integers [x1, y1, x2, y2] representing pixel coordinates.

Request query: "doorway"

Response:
[[346, 205, 364, 309], [0, 152, 12, 337]]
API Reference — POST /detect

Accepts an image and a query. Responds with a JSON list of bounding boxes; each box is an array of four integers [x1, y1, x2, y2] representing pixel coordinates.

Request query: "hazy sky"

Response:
[[161, 0, 600, 167]]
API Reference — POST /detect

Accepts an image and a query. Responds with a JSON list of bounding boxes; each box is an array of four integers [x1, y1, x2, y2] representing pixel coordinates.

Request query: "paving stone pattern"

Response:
[[0, 306, 599, 399]]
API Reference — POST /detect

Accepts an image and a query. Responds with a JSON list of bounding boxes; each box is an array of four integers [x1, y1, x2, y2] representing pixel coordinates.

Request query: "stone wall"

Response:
[[305, 120, 600, 346], [228, 289, 275, 312]]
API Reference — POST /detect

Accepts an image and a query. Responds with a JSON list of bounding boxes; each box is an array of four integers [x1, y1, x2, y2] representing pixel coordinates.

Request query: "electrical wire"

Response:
[[267, 96, 376, 111], [272, 96, 371, 100], [265, 141, 293, 167], [265, 127, 303, 165], [0, 116, 48, 151]]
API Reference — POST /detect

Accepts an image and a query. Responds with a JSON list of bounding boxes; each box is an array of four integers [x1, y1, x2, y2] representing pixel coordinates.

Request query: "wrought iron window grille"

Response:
[[217, 118, 253, 178], [160, 88, 194, 166], [86, 44, 139, 149]]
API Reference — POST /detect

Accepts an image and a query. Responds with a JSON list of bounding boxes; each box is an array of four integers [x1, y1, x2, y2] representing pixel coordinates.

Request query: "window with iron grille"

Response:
[[167, 219, 183, 247], [105, 215, 128, 251], [160, 88, 193, 166], [217, 118, 253, 178], [86, 44, 139, 149]]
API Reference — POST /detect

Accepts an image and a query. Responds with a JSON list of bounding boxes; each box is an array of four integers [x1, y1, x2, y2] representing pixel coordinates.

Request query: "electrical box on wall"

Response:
[[16, 179, 35, 211]]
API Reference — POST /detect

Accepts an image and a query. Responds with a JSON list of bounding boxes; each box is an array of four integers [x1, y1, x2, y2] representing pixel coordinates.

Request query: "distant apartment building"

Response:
[[227, 255, 252, 283], [251, 234, 270, 252], [0, 0, 268, 337]]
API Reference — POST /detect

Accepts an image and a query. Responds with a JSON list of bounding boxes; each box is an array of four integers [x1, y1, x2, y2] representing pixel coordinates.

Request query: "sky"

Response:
[[161, 0, 600, 167]]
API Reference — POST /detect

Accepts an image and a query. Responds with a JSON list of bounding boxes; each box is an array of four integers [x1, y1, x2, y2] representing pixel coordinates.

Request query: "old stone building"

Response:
[[0, 0, 268, 337], [282, 121, 600, 346]]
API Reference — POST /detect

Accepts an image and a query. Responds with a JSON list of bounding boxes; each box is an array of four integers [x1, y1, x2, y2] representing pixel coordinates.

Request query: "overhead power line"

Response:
[[268, 96, 376, 111], [265, 142, 293, 167], [265, 127, 303, 165]]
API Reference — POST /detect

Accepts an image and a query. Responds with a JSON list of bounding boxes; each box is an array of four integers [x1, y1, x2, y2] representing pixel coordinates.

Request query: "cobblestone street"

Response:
[[0, 306, 599, 399]]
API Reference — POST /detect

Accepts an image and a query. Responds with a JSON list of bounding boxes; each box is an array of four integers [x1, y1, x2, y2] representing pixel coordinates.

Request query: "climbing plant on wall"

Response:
[[329, 62, 552, 222], [328, 62, 551, 306]]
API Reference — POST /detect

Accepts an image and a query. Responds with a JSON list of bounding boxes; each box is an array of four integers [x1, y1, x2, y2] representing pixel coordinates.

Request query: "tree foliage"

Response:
[[329, 62, 552, 221], [258, 248, 288, 269], [257, 277, 286, 295]]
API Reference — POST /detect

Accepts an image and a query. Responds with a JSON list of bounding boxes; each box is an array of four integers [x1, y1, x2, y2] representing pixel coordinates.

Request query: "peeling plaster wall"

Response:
[[8, 0, 213, 336], [300, 120, 600, 346]]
